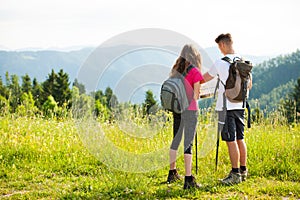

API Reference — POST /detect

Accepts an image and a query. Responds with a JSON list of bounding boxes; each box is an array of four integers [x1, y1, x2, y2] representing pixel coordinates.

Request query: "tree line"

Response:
[[0, 69, 159, 119], [0, 68, 299, 124]]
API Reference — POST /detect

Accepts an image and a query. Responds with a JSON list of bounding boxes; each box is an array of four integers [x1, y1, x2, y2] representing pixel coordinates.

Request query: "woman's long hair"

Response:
[[170, 44, 202, 77]]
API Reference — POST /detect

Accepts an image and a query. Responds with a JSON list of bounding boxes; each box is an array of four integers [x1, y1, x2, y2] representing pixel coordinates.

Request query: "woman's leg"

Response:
[[182, 111, 201, 189], [183, 111, 198, 176], [170, 112, 183, 169], [184, 154, 193, 176], [170, 149, 177, 170], [167, 112, 183, 183]]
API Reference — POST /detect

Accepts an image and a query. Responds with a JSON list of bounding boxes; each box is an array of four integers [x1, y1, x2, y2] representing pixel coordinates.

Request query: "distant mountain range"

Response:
[[0, 46, 271, 82], [0, 47, 93, 83], [0, 45, 276, 103]]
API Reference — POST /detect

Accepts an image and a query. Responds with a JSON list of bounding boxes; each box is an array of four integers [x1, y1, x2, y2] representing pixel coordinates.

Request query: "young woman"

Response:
[[167, 44, 204, 189]]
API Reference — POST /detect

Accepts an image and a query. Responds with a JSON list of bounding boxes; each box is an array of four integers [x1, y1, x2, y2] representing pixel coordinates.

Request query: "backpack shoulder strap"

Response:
[[183, 64, 194, 77], [186, 64, 194, 73], [221, 56, 233, 64]]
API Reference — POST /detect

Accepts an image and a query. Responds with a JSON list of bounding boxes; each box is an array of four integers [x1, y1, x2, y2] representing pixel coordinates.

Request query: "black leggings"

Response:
[[170, 110, 198, 154]]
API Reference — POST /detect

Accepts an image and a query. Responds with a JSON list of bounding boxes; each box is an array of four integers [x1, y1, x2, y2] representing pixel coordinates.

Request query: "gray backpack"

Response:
[[160, 65, 193, 113]]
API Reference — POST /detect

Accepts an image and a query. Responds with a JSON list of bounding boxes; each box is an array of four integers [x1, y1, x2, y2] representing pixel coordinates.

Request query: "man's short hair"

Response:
[[215, 33, 233, 44]]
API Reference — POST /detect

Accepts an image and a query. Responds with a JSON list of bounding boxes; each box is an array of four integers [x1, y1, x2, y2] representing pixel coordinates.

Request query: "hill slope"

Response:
[[249, 49, 300, 110]]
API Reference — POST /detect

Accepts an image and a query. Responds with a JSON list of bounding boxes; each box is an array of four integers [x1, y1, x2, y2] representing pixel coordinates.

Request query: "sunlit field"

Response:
[[0, 114, 299, 199]]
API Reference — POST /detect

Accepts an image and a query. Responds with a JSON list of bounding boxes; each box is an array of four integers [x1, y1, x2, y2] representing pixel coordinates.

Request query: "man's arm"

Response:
[[203, 72, 214, 82], [248, 73, 253, 90]]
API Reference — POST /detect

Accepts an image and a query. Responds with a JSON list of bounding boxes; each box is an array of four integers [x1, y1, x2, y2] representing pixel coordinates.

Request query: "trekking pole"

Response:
[[215, 128, 220, 171], [216, 92, 226, 171], [195, 130, 198, 174]]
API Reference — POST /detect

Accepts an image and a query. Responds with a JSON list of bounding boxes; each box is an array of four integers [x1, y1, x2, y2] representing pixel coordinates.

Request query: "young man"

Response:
[[203, 33, 250, 185]]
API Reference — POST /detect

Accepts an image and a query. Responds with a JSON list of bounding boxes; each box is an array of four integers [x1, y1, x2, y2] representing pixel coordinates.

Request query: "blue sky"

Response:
[[0, 0, 299, 55]]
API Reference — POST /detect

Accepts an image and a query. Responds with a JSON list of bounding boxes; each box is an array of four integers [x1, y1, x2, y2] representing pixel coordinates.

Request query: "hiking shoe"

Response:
[[167, 169, 181, 183], [240, 170, 248, 181], [183, 175, 202, 189], [220, 171, 242, 185]]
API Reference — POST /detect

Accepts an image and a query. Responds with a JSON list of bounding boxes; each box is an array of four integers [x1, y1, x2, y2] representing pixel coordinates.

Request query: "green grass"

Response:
[[0, 115, 299, 199]]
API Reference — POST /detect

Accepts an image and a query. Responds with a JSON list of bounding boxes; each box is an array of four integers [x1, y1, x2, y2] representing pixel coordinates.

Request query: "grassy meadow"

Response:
[[0, 114, 299, 199]]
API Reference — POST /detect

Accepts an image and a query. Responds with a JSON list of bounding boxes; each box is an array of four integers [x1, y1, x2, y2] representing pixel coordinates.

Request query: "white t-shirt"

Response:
[[208, 54, 244, 111]]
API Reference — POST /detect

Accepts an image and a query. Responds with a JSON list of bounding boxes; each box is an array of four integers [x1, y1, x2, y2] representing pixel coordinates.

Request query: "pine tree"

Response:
[[5, 72, 10, 87], [143, 90, 158, 115], [94, 90, 107, 105], [103, 87, 118, 109], [104, 87, 113, 107], [280, 76, 300, 123], [0, 95, 9, 115], [32, 78, 43, 109], [8, 74, 21, 112], [0, 76, 9, 114], [54, 69, 71, 106], [0, 76, 8, 98], [292, 77, 300, 121], [21, 74, 32, 93], [280, 99, 296, 123], [42, 69, 57, 105], [72, 78, 86, 95]]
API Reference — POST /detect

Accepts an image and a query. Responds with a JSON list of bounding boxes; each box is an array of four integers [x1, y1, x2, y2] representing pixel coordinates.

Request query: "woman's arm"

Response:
[[193, 81, 200, 100], [203, 72, 214, 82]]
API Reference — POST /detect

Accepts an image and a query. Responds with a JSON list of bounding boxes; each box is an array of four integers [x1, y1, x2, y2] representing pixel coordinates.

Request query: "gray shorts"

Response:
[[218, 110, 245, 142]]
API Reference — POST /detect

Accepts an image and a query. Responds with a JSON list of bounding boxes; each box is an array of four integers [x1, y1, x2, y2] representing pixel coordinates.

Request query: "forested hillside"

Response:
[[250, 49, 300, 110]]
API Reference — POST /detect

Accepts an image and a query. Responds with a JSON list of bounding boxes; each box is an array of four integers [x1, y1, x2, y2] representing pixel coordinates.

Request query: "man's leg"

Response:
[[222, 111, 240, 169], [220, 140, 242, 185], [235, 110, 247, 181], [237, 139, 248, 181], [220, 110, 242, 185], [226, 141, 240, 169], [237, 139, 247, 167]]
